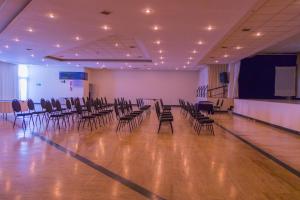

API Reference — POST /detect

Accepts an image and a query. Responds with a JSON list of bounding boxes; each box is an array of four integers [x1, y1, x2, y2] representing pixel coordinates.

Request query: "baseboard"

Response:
[[233, 112, 300, 136]]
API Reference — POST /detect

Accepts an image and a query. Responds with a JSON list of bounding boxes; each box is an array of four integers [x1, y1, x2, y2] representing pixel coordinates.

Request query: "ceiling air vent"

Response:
[[0, 0, 32, 34], [242, 28, 251, 32], [100, 10, 112, 15]]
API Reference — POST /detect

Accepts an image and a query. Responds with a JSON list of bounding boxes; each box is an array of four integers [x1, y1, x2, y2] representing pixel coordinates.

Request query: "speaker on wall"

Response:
[[219, 72, 229, 84]]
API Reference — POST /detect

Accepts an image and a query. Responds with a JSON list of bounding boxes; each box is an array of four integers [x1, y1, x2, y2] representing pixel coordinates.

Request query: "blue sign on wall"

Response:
[[59, 72, 88, 80]]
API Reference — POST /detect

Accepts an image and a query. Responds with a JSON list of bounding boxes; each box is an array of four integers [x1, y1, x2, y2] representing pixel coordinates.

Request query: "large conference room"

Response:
[[1, 0, 300, 199]]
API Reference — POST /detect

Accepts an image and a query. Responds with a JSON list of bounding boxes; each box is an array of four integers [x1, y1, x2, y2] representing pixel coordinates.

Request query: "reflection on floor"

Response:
[[214, 113, 300, 172], [0, 108, 299, 200]]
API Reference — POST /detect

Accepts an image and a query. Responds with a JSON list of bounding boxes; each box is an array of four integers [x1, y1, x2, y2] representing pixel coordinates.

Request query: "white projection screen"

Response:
[[274, 66, 296, 97]]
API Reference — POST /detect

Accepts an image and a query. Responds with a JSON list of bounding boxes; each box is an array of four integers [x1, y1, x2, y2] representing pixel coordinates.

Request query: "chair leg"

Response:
[[170, 121, 174, 134], [13, 116, 17, 128], [157, 121, 162, 133]]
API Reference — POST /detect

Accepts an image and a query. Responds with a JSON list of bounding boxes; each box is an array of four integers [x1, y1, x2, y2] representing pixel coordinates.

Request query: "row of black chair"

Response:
[[114, 98, 148, 132], [179, 99, 214, 135]]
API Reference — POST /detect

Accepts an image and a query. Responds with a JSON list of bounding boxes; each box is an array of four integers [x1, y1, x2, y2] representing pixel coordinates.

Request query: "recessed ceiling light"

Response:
[[96, 62, 99, 65], [143, 8, 153, 15], [102, 25, 111, 31], [4, 45, 9, 49], [55, 44, 61, 48], [42, 58, 45, 62], [27, 27, 34, 32], [13, 38, 20, 42], [161, 61, 164, 64], [215, 60, 219, 63], [205, 25, 215, 31], [235, 46, 243, 50], [152, 25, 161, 31], [154, 40, 161, 45], [75, 36, 81, 41], [187, 61, 191, 65], [183, 65, 187, 69], [197, 40, 203, 45], [254, 32, 262, 37], [128, 65, 132, 68], [223, 54, 229, 58], [188, 57, 193, 60], [67, 62, 71, 64], [159, 56, 164, 60], [115, 43, 119, 47], [76, 64, 80, 67], [126, 53, 131, 57], [154, 62, 158, 66], [192, 50, 197, 54], [75, 53, 79, 56], [31, 54, 35, 57], [47, 13, 56, 19], [158, 50, 163, 54]]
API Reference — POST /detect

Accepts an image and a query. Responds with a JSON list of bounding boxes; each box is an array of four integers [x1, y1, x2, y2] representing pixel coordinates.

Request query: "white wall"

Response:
[[28, 65, 87, 102], [0, 61, 18, 100], [89, 70, 199, 105]]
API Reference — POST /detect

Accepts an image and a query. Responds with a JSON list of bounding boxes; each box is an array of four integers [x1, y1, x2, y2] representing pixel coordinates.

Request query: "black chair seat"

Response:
[[17, 113, 32, 117]]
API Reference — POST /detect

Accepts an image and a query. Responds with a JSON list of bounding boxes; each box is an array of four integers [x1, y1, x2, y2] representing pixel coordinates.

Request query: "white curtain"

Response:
[[227, 61, 240, 98], [0, 61, 18, 100], [208, 64, 227, 89]]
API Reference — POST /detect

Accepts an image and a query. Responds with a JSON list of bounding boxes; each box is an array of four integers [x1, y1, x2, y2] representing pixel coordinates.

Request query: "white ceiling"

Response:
[[262, 32, 300, 53], [201, 0, 300, 64], [0, 0, 299, 70]]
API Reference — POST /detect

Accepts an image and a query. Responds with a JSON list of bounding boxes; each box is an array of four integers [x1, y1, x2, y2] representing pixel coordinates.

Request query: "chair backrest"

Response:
[[40, 98, 46, 110], [75, 101, 83, 114], [27, 99, 35, 111], [51, 98, 56, 108], [70, 97, 75, 105], [45, 101, 53, 113], [86, 101, 93, 113], [160, 99, 164, 107], [114, 104, 120, 118], [104, 97, 108, 105], [55, 100, 63, 111], [12, 99, 22, 113], [66, 99, 72, 109]]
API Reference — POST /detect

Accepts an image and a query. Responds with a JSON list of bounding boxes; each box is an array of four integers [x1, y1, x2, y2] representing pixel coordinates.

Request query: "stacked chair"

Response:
[[179, 99, 214, 135], [155, 100, 174, 134]]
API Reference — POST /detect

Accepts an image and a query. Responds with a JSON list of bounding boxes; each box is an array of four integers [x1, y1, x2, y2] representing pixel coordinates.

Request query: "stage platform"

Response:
[[234, 99, 300, 133]]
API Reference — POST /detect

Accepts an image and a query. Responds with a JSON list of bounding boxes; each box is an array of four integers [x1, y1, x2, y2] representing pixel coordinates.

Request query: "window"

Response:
[[18, 64, 29, 100]]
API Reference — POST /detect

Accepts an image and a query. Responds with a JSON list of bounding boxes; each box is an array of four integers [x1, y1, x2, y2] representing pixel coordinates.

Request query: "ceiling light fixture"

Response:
[[192, 50, 197, 54], [235, 46, 243, 50], [154, 62, 158, 66], [67, 62, 71, 64], [205, 25, 215, 31], [152, 25, 160, 31], [161, 61, 164, 64], [183, 65, 187, 69], [75, 36, 81, 41], [158, 50, 163, 54], [224, 54, 229, 58], [143, 8, 153, 15], [188, 57, 193, 60], [55, 44, 61, 48], [197, 40, 203, 45], [102, 25, 111, 31], [115, 43, 119, 47], [126, 53, 131, 57], [31, 54, 35, 57], [27, 27, 34, 32], [13, 38, 20, 42], [4, 45, 9, 48], [154, 40, 161, 45], [48, 13, 56, 19], [254, 32, 262, 37], [215, 60, 219, 63], [75, 53, 79, 56], [159, 56, 164, 60]]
